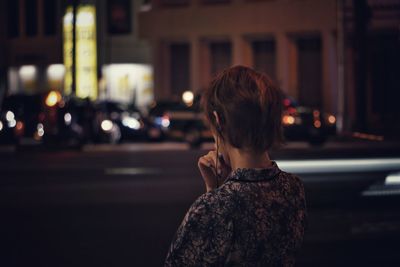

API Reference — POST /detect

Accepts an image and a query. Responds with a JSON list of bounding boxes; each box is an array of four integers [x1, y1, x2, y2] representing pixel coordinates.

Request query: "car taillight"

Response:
[[282, 115, 295, 125], [327, 115, 336, 124], [287, 107, 297, 115], [14, 121, 24, 136]]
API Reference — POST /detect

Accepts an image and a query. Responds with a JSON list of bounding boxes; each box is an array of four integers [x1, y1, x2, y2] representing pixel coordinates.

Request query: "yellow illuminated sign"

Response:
[[63, 7, 73, 96], [63, 5, 98, 100], [76, 6, 98, 100]]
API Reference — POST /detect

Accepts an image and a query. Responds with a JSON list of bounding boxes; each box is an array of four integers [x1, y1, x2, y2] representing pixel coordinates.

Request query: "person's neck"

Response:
[[228, 147, 272, 171]]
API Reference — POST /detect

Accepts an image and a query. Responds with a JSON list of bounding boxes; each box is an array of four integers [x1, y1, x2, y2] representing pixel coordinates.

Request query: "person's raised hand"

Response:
[[198, 151, 231, 192]]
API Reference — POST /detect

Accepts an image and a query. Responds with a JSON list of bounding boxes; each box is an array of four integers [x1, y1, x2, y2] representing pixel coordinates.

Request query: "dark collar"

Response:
[[226, 161, 281, 182]]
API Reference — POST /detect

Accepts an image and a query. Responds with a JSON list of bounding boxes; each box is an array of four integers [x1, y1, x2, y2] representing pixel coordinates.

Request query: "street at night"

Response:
[[1, 140, 400, 266], [1, 0, 400, 266]]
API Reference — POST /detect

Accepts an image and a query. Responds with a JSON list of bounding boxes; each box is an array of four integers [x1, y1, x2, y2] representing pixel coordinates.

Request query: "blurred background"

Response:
[[0, 0, 399, 266]]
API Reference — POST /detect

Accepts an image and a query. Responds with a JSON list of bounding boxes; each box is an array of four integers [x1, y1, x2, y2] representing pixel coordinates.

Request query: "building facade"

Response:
[[139, 0, 400, 135], [139, 0, 338, 114], [342, 0, 400, 136], [0, 0, 63, 98], [1, 0, 399, 135], [0, 0, 153, 108]]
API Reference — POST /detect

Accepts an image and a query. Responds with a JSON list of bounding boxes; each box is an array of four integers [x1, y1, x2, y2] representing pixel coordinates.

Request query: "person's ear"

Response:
[[213, 111, 222, 132]]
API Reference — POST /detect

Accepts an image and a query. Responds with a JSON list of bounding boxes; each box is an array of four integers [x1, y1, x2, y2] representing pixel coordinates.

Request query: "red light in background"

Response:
[[287, 107, 297, 114], [283, 98, 291, 107]]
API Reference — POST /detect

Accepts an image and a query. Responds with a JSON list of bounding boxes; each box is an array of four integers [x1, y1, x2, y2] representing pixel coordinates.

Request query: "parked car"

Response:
[[147, 92, 336, 147], [93, 100, 147, 144], [0, 93, 42, 145], [0, 91, 87, 148], [147, 95, 212, 147], [281, 97, 336, 145], [51, 96, 91, 147]]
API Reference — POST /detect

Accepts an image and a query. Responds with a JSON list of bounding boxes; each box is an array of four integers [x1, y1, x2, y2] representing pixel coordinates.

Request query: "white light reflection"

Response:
[[385, 172, 400, 185], [47, 64, 66, 80], [8, 119, 16, 128], [64, 113, 72, 125], [276, 158, 400, 174], [101, 120, 113, 132], [122, 117, 141, 130], [6, 111, 15, 121], [182, 91, 194, 105], [161, 117, 170, 128], [19, 65, 37, 81], [36, 123, 44, 137]]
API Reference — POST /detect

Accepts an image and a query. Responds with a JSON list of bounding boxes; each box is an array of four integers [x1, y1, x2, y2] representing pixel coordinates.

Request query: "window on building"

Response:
[[297, 37, 322, 108], [7, 0, 19, 38], [25, 0, 38, 37], [43, 0, 56, 35], [161, 0, 189, 7], [252, 39, 276, 80], [170, 43, 191, 97], [210, 42, 232, 77], [245, 0, 272, 2], [107, 0, 132, 34], [201, 0, 231, 4], [140, 0, 152, 11], [369, 31, 400, 133]]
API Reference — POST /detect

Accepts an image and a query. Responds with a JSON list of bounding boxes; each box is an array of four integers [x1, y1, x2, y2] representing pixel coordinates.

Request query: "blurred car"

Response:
[[0, 91, 86, 148], [147, 92, 336, 147], [147, 93, 212, 147], [0, 93, 43, 145], [49, 96, 90, 147], [93, 101, 147, 144], [281, 97, 336, 145]]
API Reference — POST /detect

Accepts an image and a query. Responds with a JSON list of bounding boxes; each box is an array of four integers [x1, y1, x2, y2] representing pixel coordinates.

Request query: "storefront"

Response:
[[101, 64, 154, 111]]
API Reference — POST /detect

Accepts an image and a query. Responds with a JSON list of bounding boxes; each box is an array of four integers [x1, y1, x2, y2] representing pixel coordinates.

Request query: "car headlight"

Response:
[[0, 121, 3, 131], [37, 123, 44, 137], [101, 120, 113, 132], [6, 111, 15, 122], [122, 117, 141, 130], [8, 119, 16, 128], [155, 115, 170, 128], [161, 116, 170, 128], [64, 113, 72, 125]]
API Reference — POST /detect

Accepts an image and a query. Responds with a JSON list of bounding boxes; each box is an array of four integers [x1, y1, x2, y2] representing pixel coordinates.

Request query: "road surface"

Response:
[[1, 141, 400, 266]]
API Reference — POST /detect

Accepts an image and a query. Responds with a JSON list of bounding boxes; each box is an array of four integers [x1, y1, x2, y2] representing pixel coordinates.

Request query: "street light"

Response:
[[182, 91, 194, 106]]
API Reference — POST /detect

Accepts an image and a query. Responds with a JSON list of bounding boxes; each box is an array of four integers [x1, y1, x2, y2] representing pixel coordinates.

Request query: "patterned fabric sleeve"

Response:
[[165, 193, 234, 267]]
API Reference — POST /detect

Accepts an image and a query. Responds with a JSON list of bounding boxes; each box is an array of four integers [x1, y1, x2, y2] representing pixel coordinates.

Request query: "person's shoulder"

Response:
[[193, 187, 230, 206], [279, 170, 304, 186], [189, 187, 235, 217], [277, 170, 306, 200]]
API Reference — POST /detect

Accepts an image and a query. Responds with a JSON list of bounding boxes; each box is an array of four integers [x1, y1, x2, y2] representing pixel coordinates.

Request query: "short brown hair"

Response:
[[202, 65, 284, 153]]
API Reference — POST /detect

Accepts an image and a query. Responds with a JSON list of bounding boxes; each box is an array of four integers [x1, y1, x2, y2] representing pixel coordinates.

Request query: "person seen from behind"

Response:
[[165, 65, 307, 266]]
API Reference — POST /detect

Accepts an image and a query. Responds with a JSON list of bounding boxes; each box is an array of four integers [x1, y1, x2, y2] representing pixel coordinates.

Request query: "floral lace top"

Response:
[[165, 161, 307, 267]]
